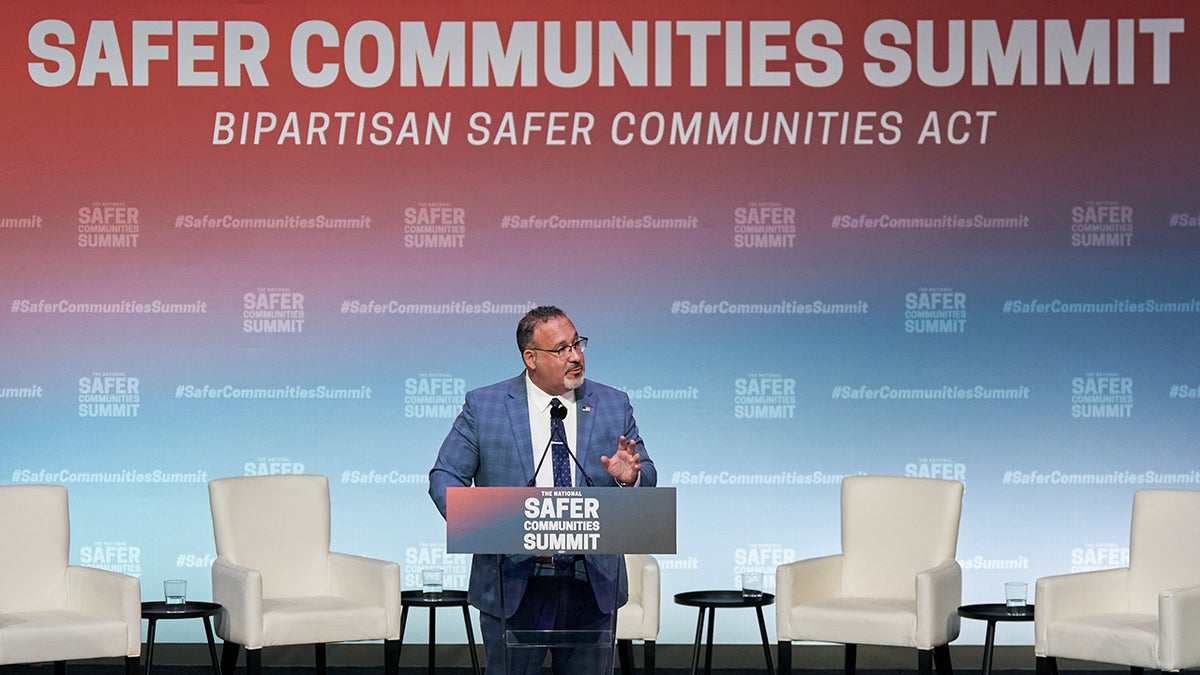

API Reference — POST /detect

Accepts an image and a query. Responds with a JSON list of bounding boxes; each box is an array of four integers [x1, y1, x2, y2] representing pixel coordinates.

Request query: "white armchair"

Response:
[[616, 554, 660, 675], [208, 474, 402, 675], [0, 485, 141, 674], [776, 475, 964, 675], [1035, 489, 1200, 675]]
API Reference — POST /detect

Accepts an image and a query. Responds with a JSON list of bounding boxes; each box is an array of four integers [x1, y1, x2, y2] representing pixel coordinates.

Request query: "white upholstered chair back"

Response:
[[1127, 489, 1200, 615], [840, 476, 964, 600], [209, 474, 332, 598], [0, 485, 70, 612]]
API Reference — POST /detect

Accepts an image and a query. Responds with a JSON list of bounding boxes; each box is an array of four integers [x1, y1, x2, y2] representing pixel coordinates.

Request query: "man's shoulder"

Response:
[[466, 375, 523, 400], [580, 379, 629, 402]]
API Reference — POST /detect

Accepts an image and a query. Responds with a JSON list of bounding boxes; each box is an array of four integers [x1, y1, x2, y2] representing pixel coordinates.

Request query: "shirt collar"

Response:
[[525, 372, 577, 414]]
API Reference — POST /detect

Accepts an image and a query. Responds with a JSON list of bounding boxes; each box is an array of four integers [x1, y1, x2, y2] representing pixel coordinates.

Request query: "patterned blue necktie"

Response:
[[549, 398, 575, 567], [550, 398, 572, 488]]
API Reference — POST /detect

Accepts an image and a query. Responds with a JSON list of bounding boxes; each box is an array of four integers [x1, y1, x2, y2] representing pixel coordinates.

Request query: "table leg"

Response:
[[981, 620, 997, 675], [689, 608, 705, 675], [704, 607, 716, 675], [398, 605, 409, 663], [427, 606, 437, 675], [143, 618, 157, 675], [202, 616, 221, 675], [755, 606, 776, 675], [461, 605, 481, 675]]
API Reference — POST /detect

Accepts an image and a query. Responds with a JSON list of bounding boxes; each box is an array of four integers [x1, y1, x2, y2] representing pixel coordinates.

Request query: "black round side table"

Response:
[[141, 601, 222, 675], [400, 589, 481, 675], [674, 590, 776, 675], [958, 603, 1035, 675]]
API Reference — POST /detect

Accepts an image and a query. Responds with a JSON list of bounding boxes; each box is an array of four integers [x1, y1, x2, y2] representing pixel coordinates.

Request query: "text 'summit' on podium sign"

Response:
[[446, 487, 677, 556]]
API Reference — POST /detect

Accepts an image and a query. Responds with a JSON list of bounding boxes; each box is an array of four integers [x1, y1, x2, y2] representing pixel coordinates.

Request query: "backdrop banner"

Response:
[[2, 0, 1198, 646]]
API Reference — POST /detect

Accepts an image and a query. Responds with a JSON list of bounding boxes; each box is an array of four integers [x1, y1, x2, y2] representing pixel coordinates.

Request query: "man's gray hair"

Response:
[[516, 305, 567, 351]]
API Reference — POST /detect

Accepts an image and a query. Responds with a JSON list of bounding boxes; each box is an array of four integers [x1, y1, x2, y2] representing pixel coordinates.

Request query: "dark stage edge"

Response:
[[0, 662, 1123, 667]]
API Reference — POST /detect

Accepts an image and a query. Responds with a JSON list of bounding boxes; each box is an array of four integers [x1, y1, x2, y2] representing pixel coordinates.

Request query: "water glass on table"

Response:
[[1004, 581, 1027, 610], [422, 568, 444, 595], [740, 572, 763, 599], [164, 579, 187, 605]]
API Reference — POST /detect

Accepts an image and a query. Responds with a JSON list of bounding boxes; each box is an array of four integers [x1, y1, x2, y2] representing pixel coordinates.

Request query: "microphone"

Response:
[[551, 400, 568, 421], [527, 402, 595, 487]]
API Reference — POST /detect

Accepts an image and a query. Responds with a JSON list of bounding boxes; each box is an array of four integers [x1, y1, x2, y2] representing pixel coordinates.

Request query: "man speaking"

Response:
[[429, 305, 657, 675]]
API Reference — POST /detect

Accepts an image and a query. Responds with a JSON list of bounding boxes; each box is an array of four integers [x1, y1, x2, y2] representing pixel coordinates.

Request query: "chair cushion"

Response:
[[1043, 612, 1158, 668], [259, 596, 388, 647], [0, 610, 129, 665], [789, 597, 917, 648]]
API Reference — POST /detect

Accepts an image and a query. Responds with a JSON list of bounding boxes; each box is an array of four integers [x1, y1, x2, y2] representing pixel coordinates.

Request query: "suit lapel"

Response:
[[504, 375, 536, 482], [575, 380, 596, 480]]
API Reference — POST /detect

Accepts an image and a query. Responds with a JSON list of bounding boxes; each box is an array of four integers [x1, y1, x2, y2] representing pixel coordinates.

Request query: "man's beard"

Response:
[[563, 366, 584, 390]]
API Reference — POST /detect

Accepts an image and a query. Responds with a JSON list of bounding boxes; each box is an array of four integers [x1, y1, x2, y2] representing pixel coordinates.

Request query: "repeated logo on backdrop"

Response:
[[1071, 372, 1134, 420], [905, 458, 967, 482], [904, 288, 967, 334], [734, 374, 797, 420], [243, 288, 306, 334], [79, 372, 140, 418], [1070, 202, 1135, 248], [404, 203, 467, 249], [80, 540, 142, 578], [1070, 543, 1130, 573], [732, 544, 796, 592], [406, 542, 469, 592], [732, 202, 796, 249], [78, 202, 140, 248], [243, 457, 306, 476], [404, 373, 466, 419]]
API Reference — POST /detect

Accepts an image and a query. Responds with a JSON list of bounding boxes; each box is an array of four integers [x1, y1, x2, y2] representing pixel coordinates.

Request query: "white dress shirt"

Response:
[[525, 373, 578, 487]]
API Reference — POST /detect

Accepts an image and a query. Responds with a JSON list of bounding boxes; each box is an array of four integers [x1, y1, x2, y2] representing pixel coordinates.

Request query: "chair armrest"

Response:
[[329, 551, 402, 639], [1159, 582, 1200, 670], [775, 554, 843, 640], [66, 565, 141, 657], [212, 556, 264, 648], [915, 558, 962, 649], [639, 556, 661, 637], [1034, 567, 1128, 655]]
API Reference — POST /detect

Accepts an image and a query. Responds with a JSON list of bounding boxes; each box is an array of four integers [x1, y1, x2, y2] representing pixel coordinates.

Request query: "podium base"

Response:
[[504, 629, 615, 675], [506, 628, 613, 648]]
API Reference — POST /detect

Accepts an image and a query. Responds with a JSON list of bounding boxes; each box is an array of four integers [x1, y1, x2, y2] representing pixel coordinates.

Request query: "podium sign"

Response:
[[446, 486, 676, 555]]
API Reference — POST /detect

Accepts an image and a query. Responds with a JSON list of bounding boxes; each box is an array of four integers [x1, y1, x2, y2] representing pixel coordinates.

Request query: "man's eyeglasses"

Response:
[[530, 337, 588, 360]]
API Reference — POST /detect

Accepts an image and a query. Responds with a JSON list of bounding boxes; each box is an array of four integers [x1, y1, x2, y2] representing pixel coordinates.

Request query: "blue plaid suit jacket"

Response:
[[429, 374, 656, 618]]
